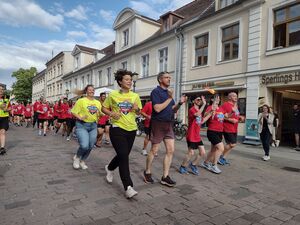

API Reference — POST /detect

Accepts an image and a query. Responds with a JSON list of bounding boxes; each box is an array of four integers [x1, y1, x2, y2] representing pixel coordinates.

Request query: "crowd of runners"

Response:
[[0, 70, 299, 199]]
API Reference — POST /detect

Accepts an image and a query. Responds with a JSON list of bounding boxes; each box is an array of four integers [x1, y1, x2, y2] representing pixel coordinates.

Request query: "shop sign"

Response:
[[261, 70, 300, 85], [192, 81, 235, 90]]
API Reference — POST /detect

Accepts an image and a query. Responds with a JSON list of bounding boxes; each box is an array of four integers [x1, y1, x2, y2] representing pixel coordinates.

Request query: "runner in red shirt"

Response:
[[201, 95, 224, 174], [37, 97, 50, 136], [219, 92, 242, 165], [23, 102, 33, 127], [96, 93, 110, 147], [47, 103, 55, 131], [140, 100, 152, 156], [15, 102, 25, 126], [179, 96, 212, 175], [65, 100, 76, 141], [55, 99, 68, 136], [33, 99, 41, 128]]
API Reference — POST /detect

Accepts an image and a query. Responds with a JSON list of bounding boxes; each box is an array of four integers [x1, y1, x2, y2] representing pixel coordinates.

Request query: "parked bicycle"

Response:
[[173, 119, 188, 141]]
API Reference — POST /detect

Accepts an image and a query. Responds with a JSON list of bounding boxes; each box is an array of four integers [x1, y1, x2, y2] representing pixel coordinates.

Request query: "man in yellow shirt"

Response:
[[0, 86, 11, 155]]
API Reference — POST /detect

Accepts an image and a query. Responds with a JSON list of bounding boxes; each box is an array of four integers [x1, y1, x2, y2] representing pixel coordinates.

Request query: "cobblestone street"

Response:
[[1, 126, 300, 225]]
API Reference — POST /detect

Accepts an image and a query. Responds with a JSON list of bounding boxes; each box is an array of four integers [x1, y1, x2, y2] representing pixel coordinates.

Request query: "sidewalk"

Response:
[[0, 126, 299, 225]]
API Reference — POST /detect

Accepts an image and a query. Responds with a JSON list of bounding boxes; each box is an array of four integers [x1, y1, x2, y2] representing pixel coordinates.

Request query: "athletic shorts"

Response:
[[54, 116, 58, 120], [48, 119, 54, 126], [25, 116, 31, 119], [57, 118, 65, 123], [150, 120, 174, 144], [0, 117, 9, 131], [39, 119, 48, 124], [223, 132, 237, 144], [144, 127, 150, 135], [187, 140, 204, 149], [207, 130, 223, 145], [15, 114, 22, 117]]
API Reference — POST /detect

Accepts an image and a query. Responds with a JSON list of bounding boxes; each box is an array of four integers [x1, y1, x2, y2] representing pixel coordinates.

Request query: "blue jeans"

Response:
[[75, 121, 97, 160]]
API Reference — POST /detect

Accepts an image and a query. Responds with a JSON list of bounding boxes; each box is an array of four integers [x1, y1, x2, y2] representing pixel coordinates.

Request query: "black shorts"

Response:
[[39, 119, 48, 124], [48, 119, 54, 126], [25, 116, 31, 119], [144, 127, 150, 135], [15, 114, 22, 117], [187, 140, 204, 149], [223, 132, 237, 144], [57, 118, 65, 123], [207, 130, 223, 145], [54, 116, 58, 120], [0, 117, 9, 131]]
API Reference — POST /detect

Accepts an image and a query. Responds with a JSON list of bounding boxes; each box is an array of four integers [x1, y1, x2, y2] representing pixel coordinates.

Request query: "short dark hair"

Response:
[[100, 92, 106, 97], [157, 71, 169, 83], [114, 69, 136, 87]]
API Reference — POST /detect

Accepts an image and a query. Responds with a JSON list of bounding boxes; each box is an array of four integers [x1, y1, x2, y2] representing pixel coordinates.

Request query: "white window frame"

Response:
[[192, 30, 211, 68], [107, 67, 112, 85], [98, 70, 102, 87], [123, 29, 129, 47], [121, 61, 127, 70], [74, 78, 77, 88], [219, 0, 238, 9], [217, 18, 242, 64], [81, 76, 85, 89], [266, 0, 300, 55], [141, 54, 150, 77], [158, 47, 168, 72], [75, 56, 79, 69]]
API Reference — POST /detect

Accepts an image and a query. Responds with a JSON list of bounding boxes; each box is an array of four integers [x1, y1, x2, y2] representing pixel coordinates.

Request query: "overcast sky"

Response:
[[0, 0, 193, 88]]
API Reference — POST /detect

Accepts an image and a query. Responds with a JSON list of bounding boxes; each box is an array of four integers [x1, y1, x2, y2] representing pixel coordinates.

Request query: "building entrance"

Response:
[[272, 86, 300, 146]]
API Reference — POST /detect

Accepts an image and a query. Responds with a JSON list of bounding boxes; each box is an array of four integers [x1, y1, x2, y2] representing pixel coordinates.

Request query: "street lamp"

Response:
[[132, 73, 138, 92], [65, 89, 69, 99]]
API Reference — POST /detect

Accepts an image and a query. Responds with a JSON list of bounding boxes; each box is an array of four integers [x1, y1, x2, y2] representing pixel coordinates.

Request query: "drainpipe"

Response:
[[175, 27, 184, 120]]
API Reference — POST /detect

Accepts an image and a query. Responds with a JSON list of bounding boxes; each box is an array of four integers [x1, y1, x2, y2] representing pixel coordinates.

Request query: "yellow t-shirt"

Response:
[[71, 97, 101, 123], [103, 90, 142, 131], [0, 98, 10, 117]]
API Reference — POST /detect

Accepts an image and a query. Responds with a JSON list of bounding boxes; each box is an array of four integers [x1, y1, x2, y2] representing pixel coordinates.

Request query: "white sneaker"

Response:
[[73, 155, 80, 169], [141, 149, 147, 156], [275, 140, 280, 147], [210, 165, 222, 174], [38, 130, 42, 136], [271, 143, 275, 147], [125, 186, 138, 198], [66, 136, 71, 141], [105, 165, 113, 183], [262, 155, 270, 161], [79, 160, 88, 170]]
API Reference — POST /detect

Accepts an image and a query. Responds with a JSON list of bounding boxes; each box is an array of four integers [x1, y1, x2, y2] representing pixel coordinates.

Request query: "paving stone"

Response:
[[207, 214, 232, 225], [47, 179, 67, 185], [272, 212, 293, 222], [260, 217, 284, 225], [276, 200, 295, 208], [4, 199, 31, 210], [241, 212, 265, 223], [292, 214, 300, 222], [226, 217, 251, 225]]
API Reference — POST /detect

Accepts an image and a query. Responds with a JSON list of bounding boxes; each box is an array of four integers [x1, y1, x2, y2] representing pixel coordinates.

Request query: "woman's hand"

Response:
[[110, 112, 121, 120]]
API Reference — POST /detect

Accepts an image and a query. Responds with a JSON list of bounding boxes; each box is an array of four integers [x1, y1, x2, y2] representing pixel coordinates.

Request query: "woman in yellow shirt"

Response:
[[102, 69, 142, 199], [71, 85, 101, 170], [0, 86, 11, 155]]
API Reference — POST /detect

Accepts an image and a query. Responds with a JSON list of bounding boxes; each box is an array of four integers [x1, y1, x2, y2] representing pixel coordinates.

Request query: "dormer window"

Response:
[[219, 0, 238, 9], [121, 61, 127, 69], [75, 56, 79, 68], [161, 12, 184, 32], [123, 29, 129, 47]]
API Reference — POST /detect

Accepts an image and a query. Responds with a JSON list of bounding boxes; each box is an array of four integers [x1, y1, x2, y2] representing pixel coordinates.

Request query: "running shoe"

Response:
[[143, 171, 154, 184], [179, 165, 188, 174], [38, 130, 42, 136], [210, 164, 222, 174], [160, 175, 176, 187], [218, 156, 226, 165], [125, 186, 138, 198], [79, 161, 88, 170], [200, 161, 212, 171], [105, 165, 113, 183], [66, 136, 71, 141], [104, 140, 110, 145], [0, 147, 7, 155], [189, 163, 199, 175], [73, 155, 80, 169], [262, 155, 270, 161], [141, 149, 147, 156]]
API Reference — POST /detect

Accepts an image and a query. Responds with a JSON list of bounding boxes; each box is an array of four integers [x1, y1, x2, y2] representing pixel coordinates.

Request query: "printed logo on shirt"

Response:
[[43, 107, 48, 112], [87, 105, 98, 115], [26, 108, 30, 112], [215, 112, 224, 122], [118, 101, 132, 115]]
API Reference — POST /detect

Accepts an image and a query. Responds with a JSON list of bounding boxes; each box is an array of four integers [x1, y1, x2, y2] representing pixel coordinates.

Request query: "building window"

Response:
[[222, 23, 239, 61], [141, 54, 149, 77], [107, 67, 112, 85], [121, 61, 127, 70], [69, 81, 72, 90], [87, 74, 90, 84], [274, 3, 300, 48], [159, 48, 168, 72], [74, 78, 77, 88], [123, 29, 129, 47], [98, 70, 102, 87], [219, 0, 238, 9], [81, 76, 85, 89], [75, 56, 79, 68], [195, 33, 209, 66], [61, 64, 63, 74]]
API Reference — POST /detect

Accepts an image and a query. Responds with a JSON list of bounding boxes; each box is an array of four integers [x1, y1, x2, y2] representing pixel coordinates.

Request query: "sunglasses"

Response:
[[195, 98, 201, 101]]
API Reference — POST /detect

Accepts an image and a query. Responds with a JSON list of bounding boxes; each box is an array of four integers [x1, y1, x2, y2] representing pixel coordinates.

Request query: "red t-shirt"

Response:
[[48, 108, 54, 119], [33, 101, 40, 112], [12, 105, 17, 115], [186, 106, 202, 142], [38, 103, 50, 119], [141, 101, 152, 128], [64, 105, 73, 119], [15, 105, 25, 115], [98, 115, 109, 125], [222, 101, 240, 133], [205, 105, 225, 132], [59, 103, 69, 119], [24, 105, 32, 117]]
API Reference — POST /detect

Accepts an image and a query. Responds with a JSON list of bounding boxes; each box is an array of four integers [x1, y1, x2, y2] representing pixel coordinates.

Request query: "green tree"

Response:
[[11, 67, 37, 103]]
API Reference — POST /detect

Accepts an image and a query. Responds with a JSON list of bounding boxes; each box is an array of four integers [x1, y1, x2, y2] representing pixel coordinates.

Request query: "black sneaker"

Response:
[[143, 171, 154, 184], [0, 147, 7, 155], [160, 175, 176, 187]]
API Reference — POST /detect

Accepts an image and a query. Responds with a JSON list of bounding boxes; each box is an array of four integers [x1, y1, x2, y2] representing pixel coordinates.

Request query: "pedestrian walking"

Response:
[[270, 107, 280, 147], [143, 71, 187, 187], [140, 100, 152, 156], [258, 104, 274, 161], [179, 96, 211, 175], [71, 85, 102, 170], [0, 86, 11, 155], [292, 104, 300, 151], [101, 69, 142, 198]]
